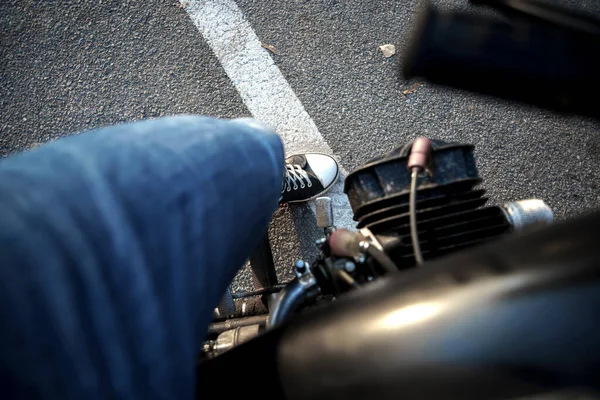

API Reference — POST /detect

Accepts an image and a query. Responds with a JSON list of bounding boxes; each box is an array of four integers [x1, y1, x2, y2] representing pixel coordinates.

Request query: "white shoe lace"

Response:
[[283, 164, 313, 192]]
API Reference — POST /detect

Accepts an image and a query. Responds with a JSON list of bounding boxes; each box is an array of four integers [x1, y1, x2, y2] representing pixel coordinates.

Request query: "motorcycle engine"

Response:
[[347, 140, 513, 267], [203, 139, 553, 357]]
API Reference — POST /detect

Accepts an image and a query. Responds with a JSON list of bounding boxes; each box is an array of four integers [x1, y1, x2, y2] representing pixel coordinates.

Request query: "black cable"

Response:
[[365, 244, 398, 273], [232, 284, 286, 299]]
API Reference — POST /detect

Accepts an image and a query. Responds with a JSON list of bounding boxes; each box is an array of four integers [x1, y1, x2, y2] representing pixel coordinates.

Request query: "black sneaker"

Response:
[[280, 153, 339, 204]]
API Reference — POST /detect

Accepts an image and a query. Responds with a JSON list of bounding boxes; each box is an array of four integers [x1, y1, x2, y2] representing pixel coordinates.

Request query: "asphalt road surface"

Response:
[[2, 0, 600, 293]]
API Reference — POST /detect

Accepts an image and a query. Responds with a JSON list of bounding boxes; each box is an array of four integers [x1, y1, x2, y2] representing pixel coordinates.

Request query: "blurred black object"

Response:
[[198, 211, 600, 399], [402, 0, 600, 118]]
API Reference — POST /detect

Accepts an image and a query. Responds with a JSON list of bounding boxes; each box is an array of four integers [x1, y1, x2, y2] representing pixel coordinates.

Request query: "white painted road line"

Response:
[[181, 0, 355, 229]]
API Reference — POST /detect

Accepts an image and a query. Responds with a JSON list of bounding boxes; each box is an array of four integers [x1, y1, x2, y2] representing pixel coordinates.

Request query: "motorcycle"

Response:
[[197, 1, 600, 398]]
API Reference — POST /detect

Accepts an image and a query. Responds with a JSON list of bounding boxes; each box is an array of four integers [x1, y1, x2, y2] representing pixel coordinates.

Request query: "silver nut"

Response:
[[344, 261, 356, 273], [295, 260, 307, 274], [358, 241, 370, 252]]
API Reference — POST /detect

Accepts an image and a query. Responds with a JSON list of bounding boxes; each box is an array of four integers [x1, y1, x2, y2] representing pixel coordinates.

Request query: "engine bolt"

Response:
[[344, 261, 356, 273], [295, 260, 307, 274], [358, 241, 370, 252]]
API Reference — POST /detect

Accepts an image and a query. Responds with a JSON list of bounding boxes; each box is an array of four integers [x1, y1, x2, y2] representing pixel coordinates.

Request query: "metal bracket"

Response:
[[359, 227, 384, 252]]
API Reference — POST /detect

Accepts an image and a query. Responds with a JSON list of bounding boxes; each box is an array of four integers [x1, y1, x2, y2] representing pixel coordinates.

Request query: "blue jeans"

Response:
[[0, 116, 284, 399]]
